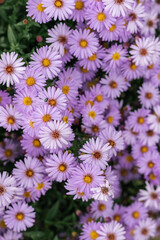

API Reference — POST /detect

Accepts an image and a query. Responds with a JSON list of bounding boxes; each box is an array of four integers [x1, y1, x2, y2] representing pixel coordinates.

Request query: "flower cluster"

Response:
[[0, 0, 160, 239]]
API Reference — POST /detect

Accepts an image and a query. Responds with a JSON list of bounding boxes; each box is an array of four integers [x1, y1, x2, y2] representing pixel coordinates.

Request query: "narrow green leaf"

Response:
[[46, 201, 60, 220], [7, 25, 16, 45]]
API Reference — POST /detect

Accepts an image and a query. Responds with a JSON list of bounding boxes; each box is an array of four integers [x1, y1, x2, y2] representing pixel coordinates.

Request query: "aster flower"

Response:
[[105, 166, 121, 199], [0, 172, 19, 208], [21, 113, 37, 137], [80, 221, 101, 240], [134, 218, 156, 240], [132, 141, 156, 159], [16, 66, 46, 91], [59, 67, 82, 89], [141, 10, 158, 36], [0, 90, 11, 107], [79, 137, 111, 170], [82, 104, 103, 123], [13, 156, 44, 188], [138, 127, 159, 147], [42, 0, 74, 20], [38, 86, 67, 111], [68, 29, 99, 60], [110, 204, 125, 224], [147, 105, 160, 133], [0, 138, 21, 163], [26, 0, 50, 23], [91, 180, 114, 202], [45, 151, 76, 182], [31, 176, 52, 198], [56, 78, 78, 102], [97, 221, 126, 240], [4, 201, 35, 232], [120, 59, 143, 81], [39, 120, 74, 151], [102, 0, 134, 17], [91, 199, 113, 219], [30, 46, 62, 79], [1, 230, 23, 240], [105, 107, 121, 128], [0, 52, 25, 87], [99, 126, 124, 157], [138, 182, 160, 210], [69, 0, 86, 22], [82, 120, 107, 137], [0, 104, 22, 132], [46, 23, 72, 55]]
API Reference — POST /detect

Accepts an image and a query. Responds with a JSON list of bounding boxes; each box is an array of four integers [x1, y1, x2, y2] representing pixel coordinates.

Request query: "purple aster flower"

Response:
[[85, 5, 115, 32], [38, 120, 74, 151], [134, 218, 156, 240], [99, 126, 124, 157], [21, 113, 37, 137], [4, 201, 35, 232], [0, 90, 11, 107], [97, 221, 126, 240], [30, 46, 62, 79], [91, 180, 114, 202], [110, 204, 125, 224], [123, 202, 148, 227], [79, 137, 111, 170], [69, 0, 86, 22], [61, 109, 74, 126], [56, 78, 78, 102], [0, 104, 22, 132], [68, 29, 99, 60], [120, 60, 143, 81], [105, 166, 121, 198], [45, 150, 76, 182], [0, 52, 25, 87], [31, 176, 52, 198], [131, 141, 156, 159], [105, 107, 121, 128], [46, 23, 72, 56], [13, 156, 44, 188], [82, 104, 103, 123], [102, 0, 134, 17], [59, 67, 82, 89], [21, 134, 47, 157], [141, 10, 158, 36], [16, 66, 46, 92], [13, 88, 39, 114], [82, 120, 107, 137], [0, 138, 21, 163], [1, 230, 23, 240], [151, 66, 160, 87], [42, 0, 74, 20], [91, 199, 113, 219], [26, 0, 50, 23], [138, 127, 159, 147], [147, 105, 160, 133], [38, 86, 67, 112], [80, 221, 101, 240]]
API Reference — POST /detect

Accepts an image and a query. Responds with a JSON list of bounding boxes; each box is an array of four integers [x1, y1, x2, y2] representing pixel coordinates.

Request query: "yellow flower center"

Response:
[[145, 92, 152, 99], [81, 67, 88, 73], [141, 146, 148, 153], [4, 149, 13, 157], [132, 211, 140, 219], [58, 163, 67, 172], [109, 81, 117, 88], [91, 125, 99, 133], [86, 100, 94, 106], [158, 73, 160, 80], [33, 139, 41, 147], [96, 95, 103, 102], [108, 139, 115, 147], [16, 212, 24, 221], [88, 111, 96, 119], [130, 63, 137, 70], [62, 85, 70, 94], [29, 120, 34, 128], [79, 39, 88, 48], [36, 182, 44, 190], [98, 203, 106, 211], [5, 65, 13, 74], [90, 231, 99, 239], [25, 169, 34, 177], [148, 161, 154, 168], [42, 58, 51, 67], [150, 173, 156, 180], [26, 77, 35, 86], [42, 114, 51, 122], [113, 214, 121, 222], [7, 116, 15, 124], [97, 12, 106, 21], [126, 155, 133, 162], [75, 0, 84, 10], [109, 24, 116, 32], [112, 52, 120, 61], [137, 117, 144, 124], [84, 175, 92, 183], [23, 97, 32, 106], [37, 3, 45, 12], [107, 116, 114, 124], [24, 191, 31, 198], [0, 220, 6, 228], [88, 53, 97, 61], [48, 99, 57, 107], [62, 116, 68, 123], [54, 0, 63, 7], [147, 64, 153, 69]]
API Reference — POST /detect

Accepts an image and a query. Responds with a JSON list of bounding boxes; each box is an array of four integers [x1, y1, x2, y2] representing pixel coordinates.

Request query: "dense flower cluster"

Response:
[[0, 0, 160, 239]]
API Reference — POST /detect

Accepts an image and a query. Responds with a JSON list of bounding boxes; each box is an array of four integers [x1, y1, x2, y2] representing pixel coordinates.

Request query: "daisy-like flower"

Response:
[[68, 29, 99, 60], [99, 126, 124, 157], [4, 201, 35, 232], [0, 104, 22, 132], [79, 137, 111, 170], [123, 202, 148, 228], [26, 0, 50, 23], [97, 221, 126, 240], [39, 86, 67, 111], [46, 23, 72, 55], [82, 104, 103, 123], [0, 90, 11, 107], [134, 218, 156, 240], [110, 204, 125, 224], [56, 78, 78, 102], [42, 0, 74, 20], [31, 176, 52, 198], [39, 120, 74, 151], [91, 199, 113, 219], [45, 151, 76, 182], [0, 172, 18, 208], [147, 105, 160, 133], [82, 120, 107, 137], [0, 52, 25, 87], [141, 10, 158, 36], [138, 182, 160, 210], [80, 221, 101, 240], [120, 59, 143, 81], [84, 5, 115, 32], [0, 138, 21, 163], [16, 66, 46, 92], [13, 88, 39, 113], [138, 82, 159, 109], [130, 37, 156, 66], [30, 46, 62, 79], [104, 44, 127, 70], [1, 230, 23, 240], [91, 180, 114, 202], [138, 127, 159, 147], [13, 156, 44, 188], [69, 0, 86, 22], [102, 0, 134, 17], [101, 72, 127, 99]]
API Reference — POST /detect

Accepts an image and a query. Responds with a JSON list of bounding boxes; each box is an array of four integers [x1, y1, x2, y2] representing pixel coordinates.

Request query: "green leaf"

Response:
[[53, 236, 58, 240], [23, 231, 46, 239], [46, 201, 60, 221], [7, 25, 16, 45]]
